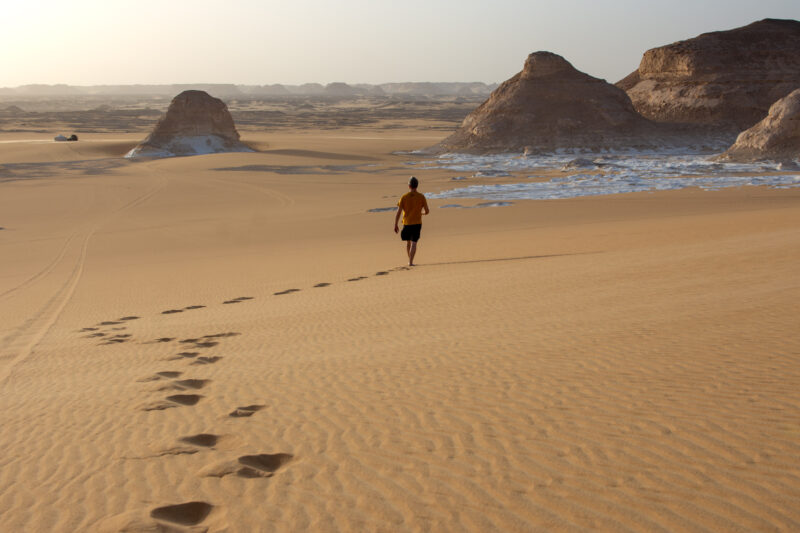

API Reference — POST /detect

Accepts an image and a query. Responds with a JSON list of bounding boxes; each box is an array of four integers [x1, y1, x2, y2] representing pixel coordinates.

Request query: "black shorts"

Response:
[[400, 224, 422, 242]]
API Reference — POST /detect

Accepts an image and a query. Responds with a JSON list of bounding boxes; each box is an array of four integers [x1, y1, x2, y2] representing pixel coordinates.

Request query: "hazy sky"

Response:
[[3, 0, 799, 87]]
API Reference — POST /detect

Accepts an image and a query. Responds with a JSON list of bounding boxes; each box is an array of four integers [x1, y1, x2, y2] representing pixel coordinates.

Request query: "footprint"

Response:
[[150, 501, 213, 527], [166, 394, 202, 406], [202, 332, 240, 339], [119, 316, 140, 321], [98, 321, 122, 326], [228, 404, 265, 418], [192, 356, 222, 365], [180, 339, 218, 349], [174, 379, 211, 390], [79, 327, 99, 332], [223, 296, 254, 304], [200, 453, 293, 479], [156, 378, 210, 391], [177, 351, 200, 358], [184, 305, 206, 310], [313, 282, 330, 288], [100, 333, 132, 345], [180, 433, 220, 447], [85, 332, 106, 338], [100, 338, 128, 345], [238, 453, 294, 477], [158, 371, 183, 378], [375, 271, 389, 276], [274, 288, 300, 295], [145, 374, 186, 382], [161, 309, 183, 315], [347, 276, 367, 282], [155, 337, 175, 343], [138, 447, 199, 458], [197, 341, 219, 349], [141, 401, 177, 411]]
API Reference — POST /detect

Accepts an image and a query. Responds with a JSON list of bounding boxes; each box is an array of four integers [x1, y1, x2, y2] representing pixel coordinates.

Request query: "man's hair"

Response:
[[409, 176, 419, 189]]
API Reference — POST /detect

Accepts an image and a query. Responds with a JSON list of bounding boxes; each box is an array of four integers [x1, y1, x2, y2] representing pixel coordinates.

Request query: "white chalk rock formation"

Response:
[[126, 90, 251, 158]]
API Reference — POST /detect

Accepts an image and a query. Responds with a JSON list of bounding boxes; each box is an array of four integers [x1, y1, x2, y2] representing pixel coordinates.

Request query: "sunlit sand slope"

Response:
[[0, 132, 798, 532]]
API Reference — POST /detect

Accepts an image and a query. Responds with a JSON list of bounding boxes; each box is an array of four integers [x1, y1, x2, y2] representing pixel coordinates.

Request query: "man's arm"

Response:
[[423, 197, 430, 215], [394, 207, 402, 233]]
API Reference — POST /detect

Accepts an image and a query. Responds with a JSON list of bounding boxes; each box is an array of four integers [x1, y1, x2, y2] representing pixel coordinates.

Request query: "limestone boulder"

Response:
[[718, 88, 800, 162], [127, 90, 251, 158]]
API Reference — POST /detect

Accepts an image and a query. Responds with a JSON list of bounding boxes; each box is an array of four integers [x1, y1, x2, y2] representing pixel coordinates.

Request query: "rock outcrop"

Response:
[[618, 19, 800, 132], [324, 82, 357, 97], [126, 90, 251, 158], [433, 51, 662, 154], [718, 89, 800, 162]]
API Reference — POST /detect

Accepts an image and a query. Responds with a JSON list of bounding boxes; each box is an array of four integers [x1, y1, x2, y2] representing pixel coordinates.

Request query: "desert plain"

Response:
[[0, 97, 799, 532]]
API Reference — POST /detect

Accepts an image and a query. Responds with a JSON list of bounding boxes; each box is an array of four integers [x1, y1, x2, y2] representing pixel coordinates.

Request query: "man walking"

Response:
[[394, 176, 429, 266]]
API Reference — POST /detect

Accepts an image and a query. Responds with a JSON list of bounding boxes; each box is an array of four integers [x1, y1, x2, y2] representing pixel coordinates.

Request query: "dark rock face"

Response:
[[719, 88, 800, 162], [128, 90, 250, 157], [433, 52, 661, 154], [619, 19, 800, 132]]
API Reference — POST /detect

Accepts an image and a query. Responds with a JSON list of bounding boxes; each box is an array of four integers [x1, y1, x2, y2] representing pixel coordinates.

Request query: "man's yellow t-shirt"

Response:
[[397, 190, 429, 225]]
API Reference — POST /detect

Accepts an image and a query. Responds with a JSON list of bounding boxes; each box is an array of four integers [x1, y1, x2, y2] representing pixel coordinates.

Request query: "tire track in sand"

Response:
[[0, 230, 80, 302], [0, 175, 106, 302], [0, 164, 169, 385]]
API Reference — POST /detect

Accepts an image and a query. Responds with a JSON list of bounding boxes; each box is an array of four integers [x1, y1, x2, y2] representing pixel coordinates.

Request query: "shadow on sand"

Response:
[[212, 163, 377, 175], [260, 149, 377, 161], [0, 158, 127, 183], [418, 252, 600, 267]]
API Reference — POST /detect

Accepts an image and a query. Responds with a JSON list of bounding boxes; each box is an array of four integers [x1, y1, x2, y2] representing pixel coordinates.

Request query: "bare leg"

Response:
[[406, 240, 411, 263], [408, 241, 417, 266]]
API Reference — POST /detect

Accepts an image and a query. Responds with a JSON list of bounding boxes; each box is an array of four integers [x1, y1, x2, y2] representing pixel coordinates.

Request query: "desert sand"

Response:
[[1, 118, 799, 532]]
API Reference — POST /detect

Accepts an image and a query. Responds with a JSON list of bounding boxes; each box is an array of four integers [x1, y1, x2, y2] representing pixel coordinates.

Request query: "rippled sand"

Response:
[[1, 130, 799, 532]]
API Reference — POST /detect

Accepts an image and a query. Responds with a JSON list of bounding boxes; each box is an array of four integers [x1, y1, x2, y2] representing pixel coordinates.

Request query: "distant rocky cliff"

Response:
[[0, 82, 496, 99], [433, 52, 665, 154], [617, 19, 800, 132]]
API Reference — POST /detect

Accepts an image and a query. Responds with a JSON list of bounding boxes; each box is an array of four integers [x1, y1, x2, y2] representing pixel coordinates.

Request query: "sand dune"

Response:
[[0, 128, 799, 531]]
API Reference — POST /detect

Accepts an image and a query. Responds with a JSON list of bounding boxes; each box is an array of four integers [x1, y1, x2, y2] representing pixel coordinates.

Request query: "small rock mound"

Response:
[[619, 19, 800, 132], [718, 89, 800, 162], [126, 90, 251, 158], [324, 82, 357, 97], [433, 52, 661, 154]]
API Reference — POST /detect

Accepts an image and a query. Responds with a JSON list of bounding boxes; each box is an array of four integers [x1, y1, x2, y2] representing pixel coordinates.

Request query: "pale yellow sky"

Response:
[[2, 0, 799, 86]]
